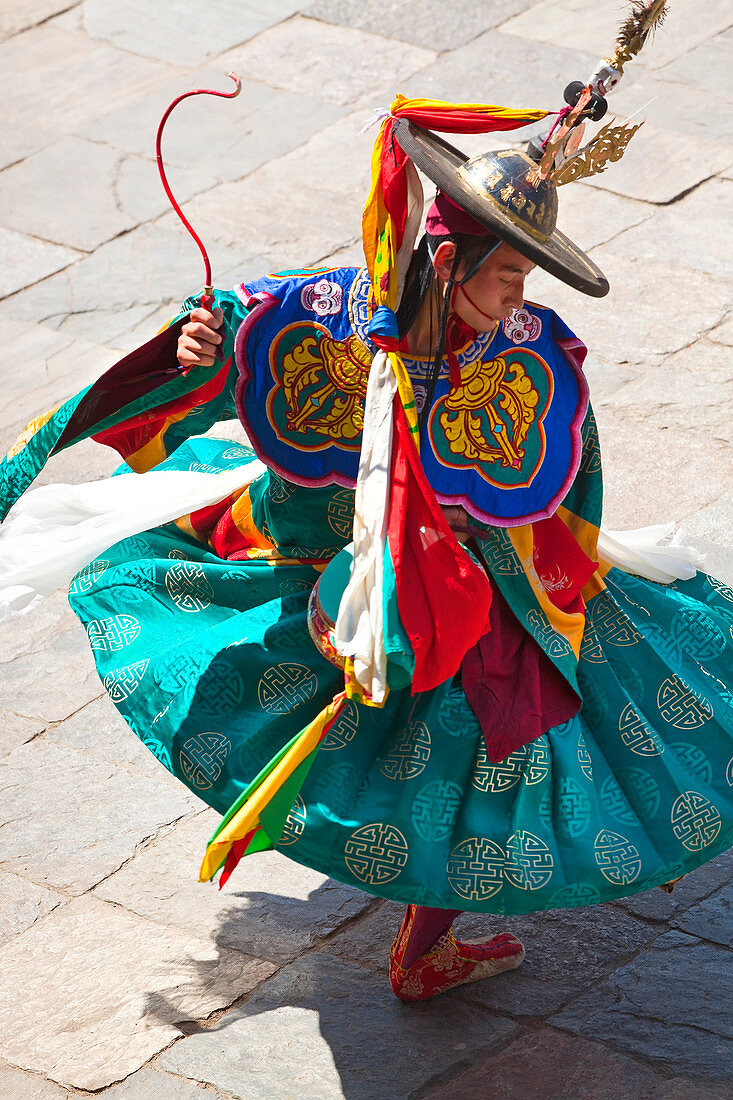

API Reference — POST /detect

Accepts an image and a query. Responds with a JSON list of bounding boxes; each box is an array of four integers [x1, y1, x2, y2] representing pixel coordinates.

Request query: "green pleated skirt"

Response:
[[69, 438, 733, 914]]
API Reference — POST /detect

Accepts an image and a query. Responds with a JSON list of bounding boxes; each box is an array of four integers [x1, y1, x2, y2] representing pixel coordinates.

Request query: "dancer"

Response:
[[2, 10, 730, 1004]]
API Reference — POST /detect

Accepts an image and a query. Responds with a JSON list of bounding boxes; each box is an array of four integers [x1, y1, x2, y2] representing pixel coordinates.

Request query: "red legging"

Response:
[[401, 905, 462, 969]]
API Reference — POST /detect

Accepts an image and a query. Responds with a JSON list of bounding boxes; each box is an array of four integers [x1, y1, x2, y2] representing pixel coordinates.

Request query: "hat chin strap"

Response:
[[418, 237, 502, 435], [456, 279, 500, 324]]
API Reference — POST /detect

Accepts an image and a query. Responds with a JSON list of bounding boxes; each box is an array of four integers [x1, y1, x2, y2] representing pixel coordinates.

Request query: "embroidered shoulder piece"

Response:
[[234, 269, 588, 525]]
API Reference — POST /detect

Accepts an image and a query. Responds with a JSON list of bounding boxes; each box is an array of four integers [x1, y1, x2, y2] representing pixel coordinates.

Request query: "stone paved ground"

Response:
[[1, 1, 731, 1096]]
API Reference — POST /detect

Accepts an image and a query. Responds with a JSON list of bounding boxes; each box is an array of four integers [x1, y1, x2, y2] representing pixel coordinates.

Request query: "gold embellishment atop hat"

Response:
[[551, 118, 645, 186], [537, 1, 667, 183]]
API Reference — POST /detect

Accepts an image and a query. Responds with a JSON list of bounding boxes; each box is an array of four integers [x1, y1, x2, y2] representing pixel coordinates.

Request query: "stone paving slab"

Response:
[[160, 951, 518, 1099], [529, 247, 730, 370], [305, 0, 536, 51], [3, 25, 173, 137], [578, 351, 635, 404], [709, 310, 733, 346], [0, 895, 276, 1091], [0, 120, 56, 173], [81, 72, 344, 189], [424, 1026, 732, 1100], [0, 737, 199, 894], [0, 227, 79, 300], [0, 1, 74, 44], [94, 811, 374, 964], [552, 930, 733, 1080], [0, 871, 64, 948], [404, 28, 597, 124], [659, 27, 733, 100], [550, 184, 654, 253], [453, 905, 659, 1018], [402, 27, 731, 203], [614, 848, 733, 923], [500, 0, 732, 71], [0, 583, 72, 664], [682, 495, 733, 582], [584, 122, 731, 205], [608, 338, 733, 445], [215, 14, 433, 106], [606, 68, 732, 143], [0, 1058, 69, 1100], [322, 898, 659, 1018], [101, 1064, 229, 1099], [2, 624, 106, 725], [217, 14, 436, 108], [0, 138, 140, 252], [0, 710, 46, 759], [608, 179, 733, 280], [45, 695, 179, 781], [0, 220, 261, 346], [673, 881, 733, 947], [83, 0, 304, 67], [181, 110, 373, 271], [594, 412, 733, 533], [0, 333, 122, 441]]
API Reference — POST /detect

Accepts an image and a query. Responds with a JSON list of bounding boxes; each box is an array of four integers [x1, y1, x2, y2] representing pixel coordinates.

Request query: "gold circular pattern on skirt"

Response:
[[577, 731, 593, 780], [86, 613, 141, 652], [379, 721, 431, 781], [587, 591, 642, 646], [103, 659, 150, 702], [524, 737, 552, 786], [320, 698, 360, 750], [178, 732, 231, 791], [257, 662, 319, 716], [326, 489, 355, 538], [69, 558, 109, 595], [579, 620, 606, 664], [470, 738, 527, 793], [594, 829, 642, 886], [618, 702, 665, 756], [447, 837, 505, 901], [164, 561, 214, 612], [670, 791, 722, 852], [344, 823, 408, 884], [657, 675, 714, 730], [505, 830, 554, 891]]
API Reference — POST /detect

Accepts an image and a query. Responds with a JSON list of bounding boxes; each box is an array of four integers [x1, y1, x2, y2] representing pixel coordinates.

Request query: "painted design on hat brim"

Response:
[[394, 120, 609, 298]]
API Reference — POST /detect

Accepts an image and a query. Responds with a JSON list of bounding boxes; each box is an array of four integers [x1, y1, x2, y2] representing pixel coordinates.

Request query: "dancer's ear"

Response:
[[432, 240, 457, 283]]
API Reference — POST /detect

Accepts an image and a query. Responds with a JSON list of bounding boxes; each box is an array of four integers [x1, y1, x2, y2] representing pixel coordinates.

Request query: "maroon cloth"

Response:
[[425, 190, 494, 238], [461, 579, 581, 763], [56, 324, 184, 451], [402, 906, 461, 968]]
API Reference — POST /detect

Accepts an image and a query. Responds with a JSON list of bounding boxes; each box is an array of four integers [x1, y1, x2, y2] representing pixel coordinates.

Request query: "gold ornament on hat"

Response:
[[538, 1, 668, 185], [551, 118, 645, 186]]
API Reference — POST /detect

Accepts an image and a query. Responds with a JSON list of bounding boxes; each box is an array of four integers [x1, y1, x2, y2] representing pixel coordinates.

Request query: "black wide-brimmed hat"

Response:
[[393, 118, 609, 298]]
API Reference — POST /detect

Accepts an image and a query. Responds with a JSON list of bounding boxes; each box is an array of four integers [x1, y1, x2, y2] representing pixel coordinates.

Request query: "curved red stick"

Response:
[[156, 72, 241, 310]]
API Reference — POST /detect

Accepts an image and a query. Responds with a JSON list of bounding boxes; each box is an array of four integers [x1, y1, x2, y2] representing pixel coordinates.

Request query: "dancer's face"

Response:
[[433, 240, 535, 331]]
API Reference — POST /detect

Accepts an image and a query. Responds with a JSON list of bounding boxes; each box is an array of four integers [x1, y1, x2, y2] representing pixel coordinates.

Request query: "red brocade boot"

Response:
[[389, 905, 525, 1003]]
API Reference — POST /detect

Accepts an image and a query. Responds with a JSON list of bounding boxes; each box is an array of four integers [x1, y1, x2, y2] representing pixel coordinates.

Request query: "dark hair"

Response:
[[395, 232, 493, 339], [395, 231, 497, 433]]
